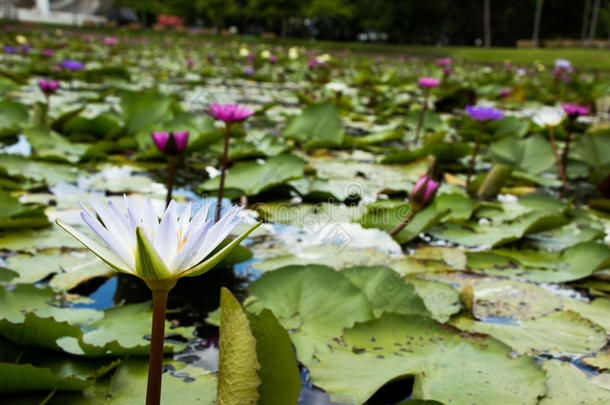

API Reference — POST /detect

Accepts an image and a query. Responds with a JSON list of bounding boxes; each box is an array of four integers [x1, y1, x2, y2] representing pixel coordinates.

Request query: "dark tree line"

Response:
[[114, 0, 610, 46]]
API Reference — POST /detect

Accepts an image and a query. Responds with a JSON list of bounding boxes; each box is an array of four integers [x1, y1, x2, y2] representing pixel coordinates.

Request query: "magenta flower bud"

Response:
[[436, 58, 451, 67], [206, 104, 254, 123], [42, 48, 54, 57], [186, 58, 194, 67], [442, 66, 451, 76], [418, 77, 440, 88], [104, 37, 118, 46], [38, 79, 60, 95], [411, 176, 440, 208], [151, 131, 189, 156], [562, 104, 589, 118], [466, 105, 504, 122], [499, 88, 511, 97], [268, 55, 278, 63]]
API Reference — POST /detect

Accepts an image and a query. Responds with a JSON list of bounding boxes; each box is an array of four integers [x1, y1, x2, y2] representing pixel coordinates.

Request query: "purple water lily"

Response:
[[466, 105, 504, 122], [62, 59, 84, 71]]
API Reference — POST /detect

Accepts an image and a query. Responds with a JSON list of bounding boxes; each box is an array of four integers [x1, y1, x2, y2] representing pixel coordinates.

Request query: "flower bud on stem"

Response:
[[216, 123, 232, 222]]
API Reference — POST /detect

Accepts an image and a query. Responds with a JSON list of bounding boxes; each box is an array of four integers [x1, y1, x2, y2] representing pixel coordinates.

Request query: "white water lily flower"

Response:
[[56, 197, 260, 281], [325, 82, 348, 93], [532, 107, 565, 128]]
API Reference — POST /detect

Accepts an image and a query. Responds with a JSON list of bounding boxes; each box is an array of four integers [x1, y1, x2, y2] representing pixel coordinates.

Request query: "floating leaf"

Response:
[[306, 313, 546, 404]]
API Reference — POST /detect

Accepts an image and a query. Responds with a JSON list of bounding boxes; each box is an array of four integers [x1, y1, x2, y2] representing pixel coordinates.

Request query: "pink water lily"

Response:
[[38, 79, 60, 95], [207, 103, 254, 123], [151, 131, 189, 156], [562, 104, 589, 118], [418, 77, 440, 88], [411, 175, 440, 208]]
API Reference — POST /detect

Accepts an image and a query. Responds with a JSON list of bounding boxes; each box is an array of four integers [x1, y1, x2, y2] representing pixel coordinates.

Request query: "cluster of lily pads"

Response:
[[1, 25, 610, 404]]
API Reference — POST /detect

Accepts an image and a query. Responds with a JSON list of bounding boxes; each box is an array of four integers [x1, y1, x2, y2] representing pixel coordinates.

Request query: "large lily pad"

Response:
[[283, 102, 344, 149], [198, 154, 306, 197], [539, 360, 610, 404], [306, 313, 546, 405], [247, 265, 374, 360], [452, 310, 607, 356]]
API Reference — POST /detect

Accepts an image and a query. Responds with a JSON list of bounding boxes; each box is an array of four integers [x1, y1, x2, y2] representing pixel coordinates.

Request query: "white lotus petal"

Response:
[[56, 219, 134, 275], [123, 194, 140, 232], [154, 200, 178, 265], [184, 207, 243, 269], [81, 211, 135, 270], [170, 218, 213, 272], [142, 198, 159, 238], [88, 199, 132, 249]]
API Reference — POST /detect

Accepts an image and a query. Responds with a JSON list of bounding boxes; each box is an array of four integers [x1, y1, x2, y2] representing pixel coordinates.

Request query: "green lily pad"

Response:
[[489, 134, 555, 174], [306, 313, 546, 405], [23, 126, 88, 164], [247, 265, 374, 360], [429, 210, 569, 248], [0, 189, 49, 231], [3, 251, 107, 285], [0, 101, 29, 136], [462, 280, 562, 320], [52, 358, 217, 404], [283, 102, 344, 149], [0, 154, 80, 186], [452, 310, 607, 356], [539, 360, 610, 404], [466, 242, 610, 282], [403, 277, 462, 322], [199, 154, 306, 197], [341, 266, 430, 317], [562, 297, 610, 331]]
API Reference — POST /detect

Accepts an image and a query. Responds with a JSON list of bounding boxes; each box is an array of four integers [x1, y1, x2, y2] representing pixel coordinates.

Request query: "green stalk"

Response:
[[466, 124, 484, 188], [413, 88, 430, 144], [45, 94, 51, 129], [548, 126, 568, 197], [165, 157, 178, 209], [216, 123, 231, 222], [145, 280, 176, 405], [390, 209, 415, 237]]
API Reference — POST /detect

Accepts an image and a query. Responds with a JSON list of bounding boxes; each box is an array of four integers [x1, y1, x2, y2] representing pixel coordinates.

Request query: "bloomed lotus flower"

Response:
[[56, 197, 260, 282], [532, 107, 565, 128]]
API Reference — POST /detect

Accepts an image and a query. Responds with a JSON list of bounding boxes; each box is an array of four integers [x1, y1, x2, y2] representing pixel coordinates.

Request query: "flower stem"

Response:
[[216, 123, 231, 222], [548, 126, 568, 197], [165, 157, 177, 209], [466, 124, 484, 188], [413, 89, 429, 144], [390, 209, 415, 237], [45, 94, 51, 129], [561, 118, 574, 171], [145, 287, 170, 405]]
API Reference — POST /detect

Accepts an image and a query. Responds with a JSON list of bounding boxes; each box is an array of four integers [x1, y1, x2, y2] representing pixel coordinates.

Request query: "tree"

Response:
[[483, 0, 491, 47], [581, 0, 592, 42], [588, 0, 602, 42], [195, 0, 238, 31], [532, 0, 543, 47], [247, 0, 304, 37]]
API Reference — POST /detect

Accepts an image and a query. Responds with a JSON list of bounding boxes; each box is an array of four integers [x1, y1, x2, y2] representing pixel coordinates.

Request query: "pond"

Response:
[[1, 26, 610, 405]]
